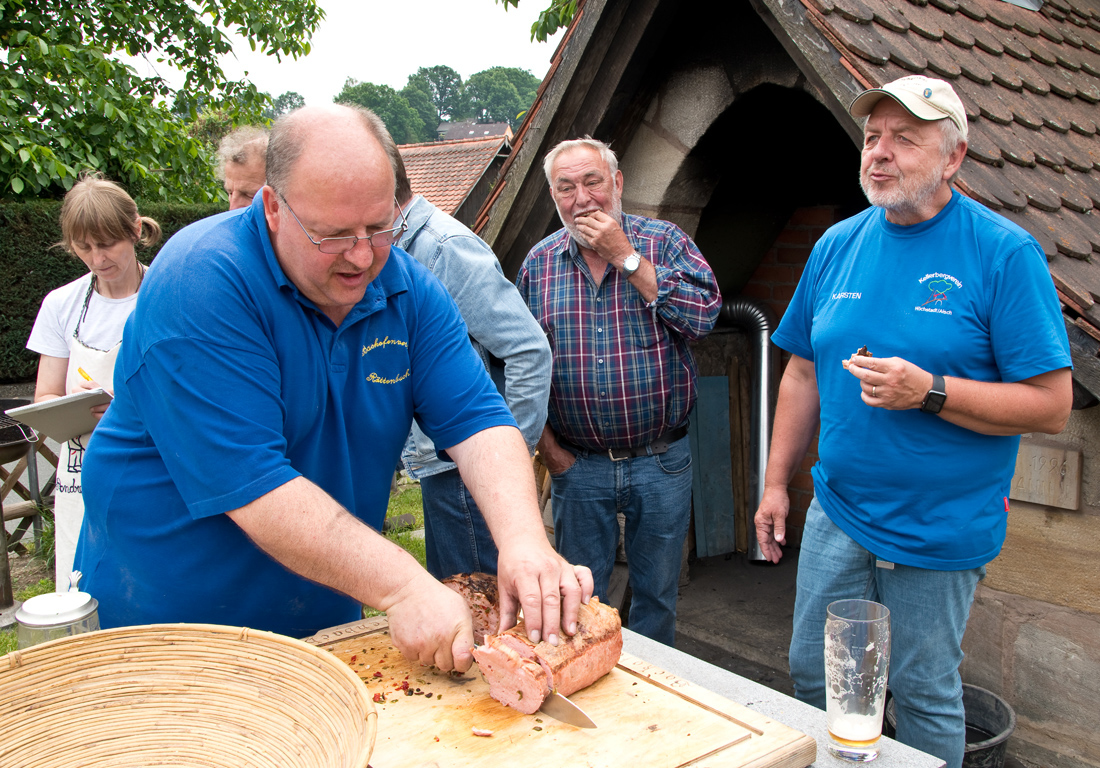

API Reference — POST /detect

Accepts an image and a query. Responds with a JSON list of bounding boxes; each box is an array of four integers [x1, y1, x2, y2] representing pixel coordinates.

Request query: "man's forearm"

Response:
[[937, 368, 1072, 436], [227, 477, 428, 613], [448, 425, 544, 542], [763, 356, 822, 492]]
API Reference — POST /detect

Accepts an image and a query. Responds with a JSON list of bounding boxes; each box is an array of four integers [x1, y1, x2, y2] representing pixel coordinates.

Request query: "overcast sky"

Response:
[[129, 0, 563, 108]]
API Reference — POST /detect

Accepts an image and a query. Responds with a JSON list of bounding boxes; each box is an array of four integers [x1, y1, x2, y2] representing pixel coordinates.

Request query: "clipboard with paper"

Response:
[[4, 389, 113, 443]]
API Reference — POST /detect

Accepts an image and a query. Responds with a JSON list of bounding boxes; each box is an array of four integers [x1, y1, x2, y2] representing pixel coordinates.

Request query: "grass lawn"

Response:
[[0, 480, 425, 653]]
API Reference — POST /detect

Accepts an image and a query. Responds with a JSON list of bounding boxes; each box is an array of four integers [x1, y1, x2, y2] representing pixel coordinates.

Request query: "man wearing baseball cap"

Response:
[[754, 75, 1072, 766]]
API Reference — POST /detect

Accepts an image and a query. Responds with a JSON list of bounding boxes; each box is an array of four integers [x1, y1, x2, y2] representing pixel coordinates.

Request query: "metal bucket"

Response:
[[885, 684, 1016, 768]]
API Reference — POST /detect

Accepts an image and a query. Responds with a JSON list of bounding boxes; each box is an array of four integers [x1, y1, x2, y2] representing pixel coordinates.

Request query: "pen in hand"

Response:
[[77, 367, 93, 382]]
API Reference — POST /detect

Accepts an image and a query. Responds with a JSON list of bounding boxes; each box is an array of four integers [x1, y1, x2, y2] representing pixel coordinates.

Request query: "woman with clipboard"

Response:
[[25, 174, 161, 587]]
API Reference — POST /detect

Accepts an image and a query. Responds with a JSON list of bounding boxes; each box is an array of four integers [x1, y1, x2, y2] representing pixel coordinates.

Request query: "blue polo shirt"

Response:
[[76, 194, 515, 637]]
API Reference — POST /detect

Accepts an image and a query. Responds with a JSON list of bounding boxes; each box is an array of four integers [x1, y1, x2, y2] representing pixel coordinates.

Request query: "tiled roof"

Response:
[[801, 0, 1100, 342], [438, 121, 514, 141], [399, 136, 509, 215]]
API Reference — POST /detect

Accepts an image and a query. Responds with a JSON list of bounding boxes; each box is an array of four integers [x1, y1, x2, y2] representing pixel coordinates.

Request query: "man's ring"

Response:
[[872, 385, 877, 397]]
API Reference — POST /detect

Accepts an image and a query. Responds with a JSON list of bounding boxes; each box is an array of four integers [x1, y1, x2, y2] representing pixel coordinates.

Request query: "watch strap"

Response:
[[921, 373, 947, 413]]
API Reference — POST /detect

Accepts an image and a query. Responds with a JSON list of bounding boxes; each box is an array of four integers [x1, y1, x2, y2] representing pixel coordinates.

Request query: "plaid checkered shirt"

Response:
[[516, 213, 721, 451]]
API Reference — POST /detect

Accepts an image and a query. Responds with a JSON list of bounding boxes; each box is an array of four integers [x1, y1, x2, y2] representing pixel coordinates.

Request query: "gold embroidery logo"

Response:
[[366, 369, 411, 384], [362, 336, 408, 355], [362, 336, 410, 385]]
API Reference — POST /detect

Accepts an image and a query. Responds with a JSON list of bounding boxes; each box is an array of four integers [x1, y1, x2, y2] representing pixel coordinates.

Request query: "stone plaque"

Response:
[[1010, 441, 1081, 511]]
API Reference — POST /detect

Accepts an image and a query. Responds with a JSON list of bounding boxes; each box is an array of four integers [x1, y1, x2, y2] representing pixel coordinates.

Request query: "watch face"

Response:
[[922, 391, 946, 414], [623, 253, 641, 275]]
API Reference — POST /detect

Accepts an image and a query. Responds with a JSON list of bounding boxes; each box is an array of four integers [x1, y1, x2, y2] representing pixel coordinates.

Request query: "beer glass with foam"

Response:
[[825, 599, 891, 761]]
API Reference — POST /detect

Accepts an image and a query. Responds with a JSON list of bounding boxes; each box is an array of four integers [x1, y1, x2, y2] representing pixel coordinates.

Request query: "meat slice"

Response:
[[472, 596, 622, 715], [442, 572, 500, 645]]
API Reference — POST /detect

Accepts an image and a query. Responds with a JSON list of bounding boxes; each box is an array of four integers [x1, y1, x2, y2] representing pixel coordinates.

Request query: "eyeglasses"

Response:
[[278, 193, 408, 254]]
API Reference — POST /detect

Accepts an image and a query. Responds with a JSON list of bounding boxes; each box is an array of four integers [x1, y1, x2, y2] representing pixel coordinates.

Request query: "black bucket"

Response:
[[885, 684, 1016, 768]]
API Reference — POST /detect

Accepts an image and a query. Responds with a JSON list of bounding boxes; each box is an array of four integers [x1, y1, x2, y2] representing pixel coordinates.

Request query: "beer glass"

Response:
[[825, 599, 891, 761]]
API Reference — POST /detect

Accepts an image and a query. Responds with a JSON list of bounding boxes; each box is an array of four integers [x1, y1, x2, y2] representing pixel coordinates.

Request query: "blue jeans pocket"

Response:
[[655, 441, 691, 474]]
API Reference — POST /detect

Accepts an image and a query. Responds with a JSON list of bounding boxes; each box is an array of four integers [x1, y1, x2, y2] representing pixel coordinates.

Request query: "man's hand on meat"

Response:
[[383, 570, 477, 672], [496, 542, 594, 646]]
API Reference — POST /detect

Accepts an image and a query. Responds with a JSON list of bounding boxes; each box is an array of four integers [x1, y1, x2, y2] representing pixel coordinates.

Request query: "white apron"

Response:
[[54, 341, 119, 588]]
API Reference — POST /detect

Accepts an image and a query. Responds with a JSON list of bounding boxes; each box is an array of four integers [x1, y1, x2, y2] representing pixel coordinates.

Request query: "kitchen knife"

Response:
[[539, 689, 597, 728]]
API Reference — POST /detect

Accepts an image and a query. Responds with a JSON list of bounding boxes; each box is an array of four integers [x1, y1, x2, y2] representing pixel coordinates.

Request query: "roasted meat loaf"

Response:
[[472, 596, 622, 715], [442, 572, 500, 645]]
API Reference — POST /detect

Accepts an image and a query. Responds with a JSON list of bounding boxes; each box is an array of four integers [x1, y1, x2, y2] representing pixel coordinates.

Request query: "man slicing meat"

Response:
[[76, 104, 593, 671]]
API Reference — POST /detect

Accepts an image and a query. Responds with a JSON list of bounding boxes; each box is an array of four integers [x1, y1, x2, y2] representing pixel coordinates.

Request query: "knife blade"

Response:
[[539, 690, 597, 728]]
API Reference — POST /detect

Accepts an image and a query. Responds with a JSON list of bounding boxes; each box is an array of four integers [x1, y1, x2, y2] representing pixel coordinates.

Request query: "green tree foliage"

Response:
[[408, 66, 469, 122], [334, 79, 430, 145], [495, 0, 577, 43], [266, 91, 307, 120], [0, 0, 324, 202], [399, 83, 439, 142], [466, 67, 540, 128]]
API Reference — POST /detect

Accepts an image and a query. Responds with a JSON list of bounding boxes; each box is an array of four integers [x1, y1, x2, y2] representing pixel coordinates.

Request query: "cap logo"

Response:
[[923, 88, 932, 97]]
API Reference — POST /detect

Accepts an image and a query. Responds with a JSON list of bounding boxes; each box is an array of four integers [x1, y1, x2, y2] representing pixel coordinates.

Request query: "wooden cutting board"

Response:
[[306, 618, 816, 768]]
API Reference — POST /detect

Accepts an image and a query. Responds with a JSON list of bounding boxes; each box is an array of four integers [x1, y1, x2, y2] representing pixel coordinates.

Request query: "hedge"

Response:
[[0, 201, 225, 383]]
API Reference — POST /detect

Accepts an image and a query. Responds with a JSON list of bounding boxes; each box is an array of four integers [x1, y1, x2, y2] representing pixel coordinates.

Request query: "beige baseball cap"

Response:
[[849, 75, 968, 138]]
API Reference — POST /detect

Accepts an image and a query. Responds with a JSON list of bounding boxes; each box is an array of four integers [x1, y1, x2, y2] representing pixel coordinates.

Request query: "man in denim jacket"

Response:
[[392, 149, 552, 579]]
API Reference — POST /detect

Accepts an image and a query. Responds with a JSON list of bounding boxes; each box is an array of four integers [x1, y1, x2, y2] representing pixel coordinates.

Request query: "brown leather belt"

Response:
[[563, 425, 689, 462]]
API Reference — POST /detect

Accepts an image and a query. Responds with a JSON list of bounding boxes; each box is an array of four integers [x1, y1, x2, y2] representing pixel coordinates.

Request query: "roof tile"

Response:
[[834, 0, 877, 24], [1035, 162, 1094, 211], [1006, 55, 1052, 92], [873, 4, 911, 31], [1000, 122, 1038, 166], [878, 26, 930, 69], [399, 136, 507, 215], [966, 122, 1005, 164], [961, 155, 1028, 210], [955, 0, 987, 22], [830, 15, 893, 62], [951, 41, 996, 83], [973, 23, 1007, 53], [1003, 86, 1045, 127], [956, 75, 1014, 120], [1061, 130, 1100, 170], [897, 1, 946, 38], [943, 14, 978, 46], [1072, 169, 1100, 207], [908, 32, 965, 75]]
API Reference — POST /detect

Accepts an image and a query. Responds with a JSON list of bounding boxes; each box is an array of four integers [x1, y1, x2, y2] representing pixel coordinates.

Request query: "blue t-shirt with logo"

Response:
[[773, 191, 1071, 570], [76, 194, 514, 636]]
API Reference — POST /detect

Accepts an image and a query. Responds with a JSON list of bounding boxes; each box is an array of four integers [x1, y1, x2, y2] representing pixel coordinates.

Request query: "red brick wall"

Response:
[[742, 205, 842, 541]]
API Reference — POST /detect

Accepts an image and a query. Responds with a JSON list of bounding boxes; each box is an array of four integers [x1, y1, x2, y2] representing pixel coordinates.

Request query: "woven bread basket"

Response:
[[0, 624, 377, 768]]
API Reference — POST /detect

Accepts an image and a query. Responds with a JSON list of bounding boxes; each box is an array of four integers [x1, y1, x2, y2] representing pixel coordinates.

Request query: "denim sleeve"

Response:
[[432, 233, 551, 452]]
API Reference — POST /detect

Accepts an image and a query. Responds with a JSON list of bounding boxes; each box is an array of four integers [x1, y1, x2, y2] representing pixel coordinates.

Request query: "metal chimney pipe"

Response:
[[719, 298, 778, 561]]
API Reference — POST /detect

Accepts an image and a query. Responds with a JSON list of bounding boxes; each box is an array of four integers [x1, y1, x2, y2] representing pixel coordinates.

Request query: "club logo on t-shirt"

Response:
[[916, 272, 962, 316], [362, 335, 411, 384]]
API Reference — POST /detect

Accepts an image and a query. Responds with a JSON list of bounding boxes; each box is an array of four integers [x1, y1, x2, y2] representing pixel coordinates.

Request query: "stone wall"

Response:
[[961, 406, 1100, 768]]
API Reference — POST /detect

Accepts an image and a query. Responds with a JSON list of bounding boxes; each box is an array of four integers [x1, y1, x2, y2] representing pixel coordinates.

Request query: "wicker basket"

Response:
[[0, 624, 377, 768]]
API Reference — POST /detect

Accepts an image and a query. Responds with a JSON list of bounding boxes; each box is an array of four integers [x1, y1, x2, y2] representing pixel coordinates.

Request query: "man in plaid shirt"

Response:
[[517, 137, 721, 645]]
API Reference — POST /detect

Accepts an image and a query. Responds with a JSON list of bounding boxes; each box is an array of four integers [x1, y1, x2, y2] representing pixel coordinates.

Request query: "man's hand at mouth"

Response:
[[573, 210, 632, 262]]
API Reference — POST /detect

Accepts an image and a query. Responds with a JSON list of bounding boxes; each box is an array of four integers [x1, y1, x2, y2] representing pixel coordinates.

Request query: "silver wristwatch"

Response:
[[621, 252, 641, 277]]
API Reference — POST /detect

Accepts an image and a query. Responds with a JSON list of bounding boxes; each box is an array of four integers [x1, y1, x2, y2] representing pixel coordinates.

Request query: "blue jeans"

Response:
[[550, 436, 692, 646], [790, 497, 983, 768], [421, 468, 498, 579]]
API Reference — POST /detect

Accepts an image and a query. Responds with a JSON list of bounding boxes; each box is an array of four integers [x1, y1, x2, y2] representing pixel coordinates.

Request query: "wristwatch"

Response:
[[920, 373, 947, 414], [621, 252, 641, 277]]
